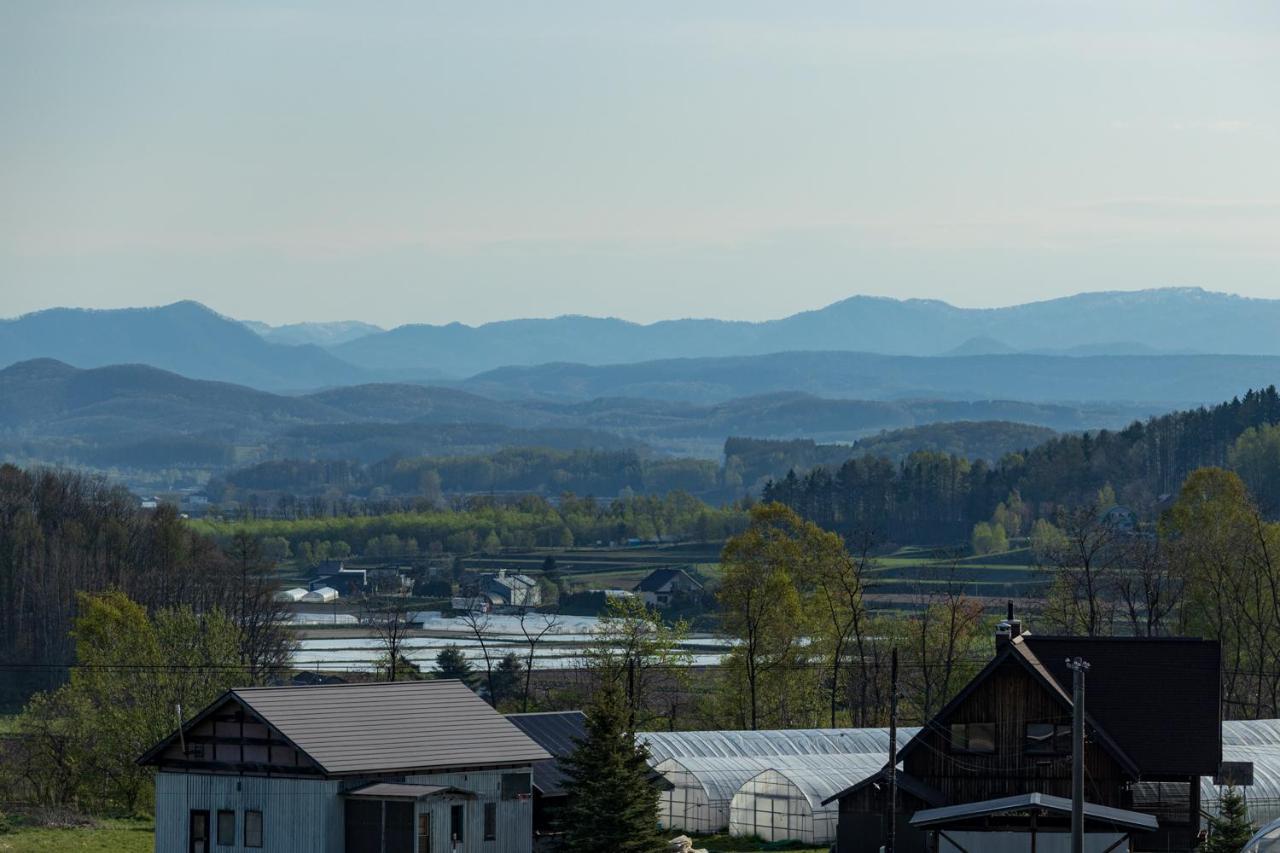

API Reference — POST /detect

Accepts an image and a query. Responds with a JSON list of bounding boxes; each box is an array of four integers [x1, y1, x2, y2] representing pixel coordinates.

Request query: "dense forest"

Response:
[[762, 386, 1280, 542], [0, 465, 289, 710]]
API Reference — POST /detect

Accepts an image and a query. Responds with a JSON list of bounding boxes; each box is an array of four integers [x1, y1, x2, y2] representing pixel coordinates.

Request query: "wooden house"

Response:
[[634, 568, 703, 608], [825, 619, 1220, 853], [139, 680, 550, 853]]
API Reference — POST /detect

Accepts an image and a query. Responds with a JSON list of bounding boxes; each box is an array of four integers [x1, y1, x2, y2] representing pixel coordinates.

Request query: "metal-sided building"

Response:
[[139, 680, 550, 853], [504, 711, 586, 836]]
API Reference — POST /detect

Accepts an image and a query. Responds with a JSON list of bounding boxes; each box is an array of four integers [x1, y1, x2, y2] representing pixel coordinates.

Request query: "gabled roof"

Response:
[[506, 711, 586, 797], [635, 568, 702, 593], [140, 680, 550, 775], [896, 636, 1140, 779], [1022, 635, 1220, 778], [910, 792, 1158, 832]]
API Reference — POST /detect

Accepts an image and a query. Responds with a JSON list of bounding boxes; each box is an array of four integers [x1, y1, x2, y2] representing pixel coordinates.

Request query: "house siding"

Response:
[[155, 773, 344, 853], [902, 659, 1130, 807], [154, 768, 534, 853]]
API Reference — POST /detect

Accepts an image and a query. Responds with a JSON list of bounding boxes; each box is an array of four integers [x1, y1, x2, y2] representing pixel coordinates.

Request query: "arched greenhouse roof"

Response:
[[1225, 720, 1280, 748], [657, 753, 891, 805], [640, 726, 921, 764], [740, 755, 891, 809]]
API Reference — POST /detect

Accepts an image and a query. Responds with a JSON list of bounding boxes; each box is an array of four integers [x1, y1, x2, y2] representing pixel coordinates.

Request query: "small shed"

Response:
[[301, 586, 338, 603], [274, 587, 308, 603], [728, 754, 888, 845]]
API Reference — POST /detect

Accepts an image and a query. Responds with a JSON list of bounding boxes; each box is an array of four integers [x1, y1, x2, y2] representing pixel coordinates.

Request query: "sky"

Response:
[[2, 1, 1279, 328]]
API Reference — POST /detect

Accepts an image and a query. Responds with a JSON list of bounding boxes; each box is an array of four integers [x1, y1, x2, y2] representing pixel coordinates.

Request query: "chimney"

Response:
[[996, 600, 1023, 651]]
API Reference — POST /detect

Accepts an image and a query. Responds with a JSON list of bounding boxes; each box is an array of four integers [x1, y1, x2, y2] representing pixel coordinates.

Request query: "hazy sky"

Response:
[[3, 1, 1279, 327]]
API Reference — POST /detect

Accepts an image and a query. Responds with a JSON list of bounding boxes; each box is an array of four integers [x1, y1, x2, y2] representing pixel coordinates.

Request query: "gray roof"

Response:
[[506, 711, 586, 796], [210, 680, 549, 775], [910, 793, 1158, 832]]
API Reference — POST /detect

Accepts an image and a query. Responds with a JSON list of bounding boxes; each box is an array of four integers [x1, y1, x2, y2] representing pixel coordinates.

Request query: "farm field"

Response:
[[0, 819, 153, 853]]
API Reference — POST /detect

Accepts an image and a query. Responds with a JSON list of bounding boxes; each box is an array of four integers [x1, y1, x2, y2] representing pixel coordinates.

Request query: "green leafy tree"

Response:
[[719, 503, 805, 730], [559, 680, 664, 853], [583, 596, 690, 730], [1203, 786, 1254, 853], [971, 521, 1007, 556], [11, 591, 245, 813]]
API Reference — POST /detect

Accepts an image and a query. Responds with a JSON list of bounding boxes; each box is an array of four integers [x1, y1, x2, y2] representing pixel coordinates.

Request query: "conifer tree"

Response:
[[434, 644, 476, 689], [1204, 786, 1255, 853], [558, 680, 665, 852]]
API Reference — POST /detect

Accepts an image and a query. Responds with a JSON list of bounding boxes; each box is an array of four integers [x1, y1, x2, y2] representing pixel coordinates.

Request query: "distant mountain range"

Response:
[[328, 287, 1280, 375], [0, 302, 376, 391], [3, 288, 1279, 391], [0, 359, 1161, 472], [241, 318, 384, 347]]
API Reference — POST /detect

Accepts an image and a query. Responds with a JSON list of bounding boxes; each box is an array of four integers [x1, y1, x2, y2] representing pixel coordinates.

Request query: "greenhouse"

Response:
[[656, 753, 889, 837], [1244, 816, 1280, 852], [640, 726, 920, 764], [728, 754, 889, 845]]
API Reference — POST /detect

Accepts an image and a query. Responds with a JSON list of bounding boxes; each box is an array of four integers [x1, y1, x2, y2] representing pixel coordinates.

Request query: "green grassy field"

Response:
[[0, 819, 153, 853]]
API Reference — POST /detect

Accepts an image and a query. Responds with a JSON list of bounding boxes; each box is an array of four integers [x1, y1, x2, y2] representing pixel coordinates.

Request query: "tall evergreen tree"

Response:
[[434, 644, 476, 689], [559, 680, 665, 853], [1203, 786, 1255, 853]]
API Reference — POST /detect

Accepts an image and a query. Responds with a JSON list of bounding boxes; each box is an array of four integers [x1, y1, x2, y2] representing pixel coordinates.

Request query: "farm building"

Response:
[[301, 585, 338, 603], [826, 614, 1222, 853], [729, 754, 891, 845], [505, 711, 586, 835], [656, 753, 887, 837], [139, 680, 549, 853], [274, 587, 308, 603]]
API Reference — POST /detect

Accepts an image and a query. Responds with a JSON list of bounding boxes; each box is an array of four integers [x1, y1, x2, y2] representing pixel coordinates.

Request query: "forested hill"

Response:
[[0, 359, 1147, 474], [762, 387, 1280, 543], [461, 349, 1280, 405]]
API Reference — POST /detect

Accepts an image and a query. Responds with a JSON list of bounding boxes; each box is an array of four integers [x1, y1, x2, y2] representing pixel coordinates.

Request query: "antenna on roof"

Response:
[[176, 704, 186, 756]]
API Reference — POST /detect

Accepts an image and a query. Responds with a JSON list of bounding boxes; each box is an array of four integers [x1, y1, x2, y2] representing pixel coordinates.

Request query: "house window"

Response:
[[484, 803, 496, 841], [244, 810, 263, 848], [450, 804, 465, 843], [950, 722, 995, 754], [188, 742, 205, 760], [501, 773, 530, 800], [216, 810, 235, 846], [1026, 723, 1072, 755]]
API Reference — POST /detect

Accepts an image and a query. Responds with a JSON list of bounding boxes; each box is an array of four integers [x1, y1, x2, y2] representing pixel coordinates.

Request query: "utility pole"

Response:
[[1067, 657, 1090, 853], [887, 646, 898, 853]]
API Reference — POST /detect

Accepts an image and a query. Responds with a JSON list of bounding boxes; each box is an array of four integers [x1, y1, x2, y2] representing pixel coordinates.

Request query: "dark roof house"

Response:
[[635, 567, 703, 607], [140, 680, 550, 852], [825, 614, 1221, 853]]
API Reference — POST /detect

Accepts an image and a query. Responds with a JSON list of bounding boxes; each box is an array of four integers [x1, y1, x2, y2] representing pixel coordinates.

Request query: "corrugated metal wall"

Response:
[[155, 773, 344, 853], [156, 769, 534, 853], [405, 769, 533, 853]]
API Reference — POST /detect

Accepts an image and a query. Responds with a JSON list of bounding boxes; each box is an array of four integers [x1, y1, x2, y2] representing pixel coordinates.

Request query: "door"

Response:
[[417, 813, 431, 853], [189, 810, 210, 853]]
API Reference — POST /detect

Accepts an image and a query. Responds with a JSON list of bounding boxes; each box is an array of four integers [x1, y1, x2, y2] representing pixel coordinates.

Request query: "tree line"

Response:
[[763, 386, 1280, 543]]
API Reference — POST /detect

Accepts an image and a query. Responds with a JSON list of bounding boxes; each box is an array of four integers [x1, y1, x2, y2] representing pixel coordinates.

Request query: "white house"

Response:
[[139, 680, 550, 853]]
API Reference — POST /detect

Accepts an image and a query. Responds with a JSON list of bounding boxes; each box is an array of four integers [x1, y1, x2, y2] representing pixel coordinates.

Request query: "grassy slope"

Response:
[[0, 820, 153, 853]]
